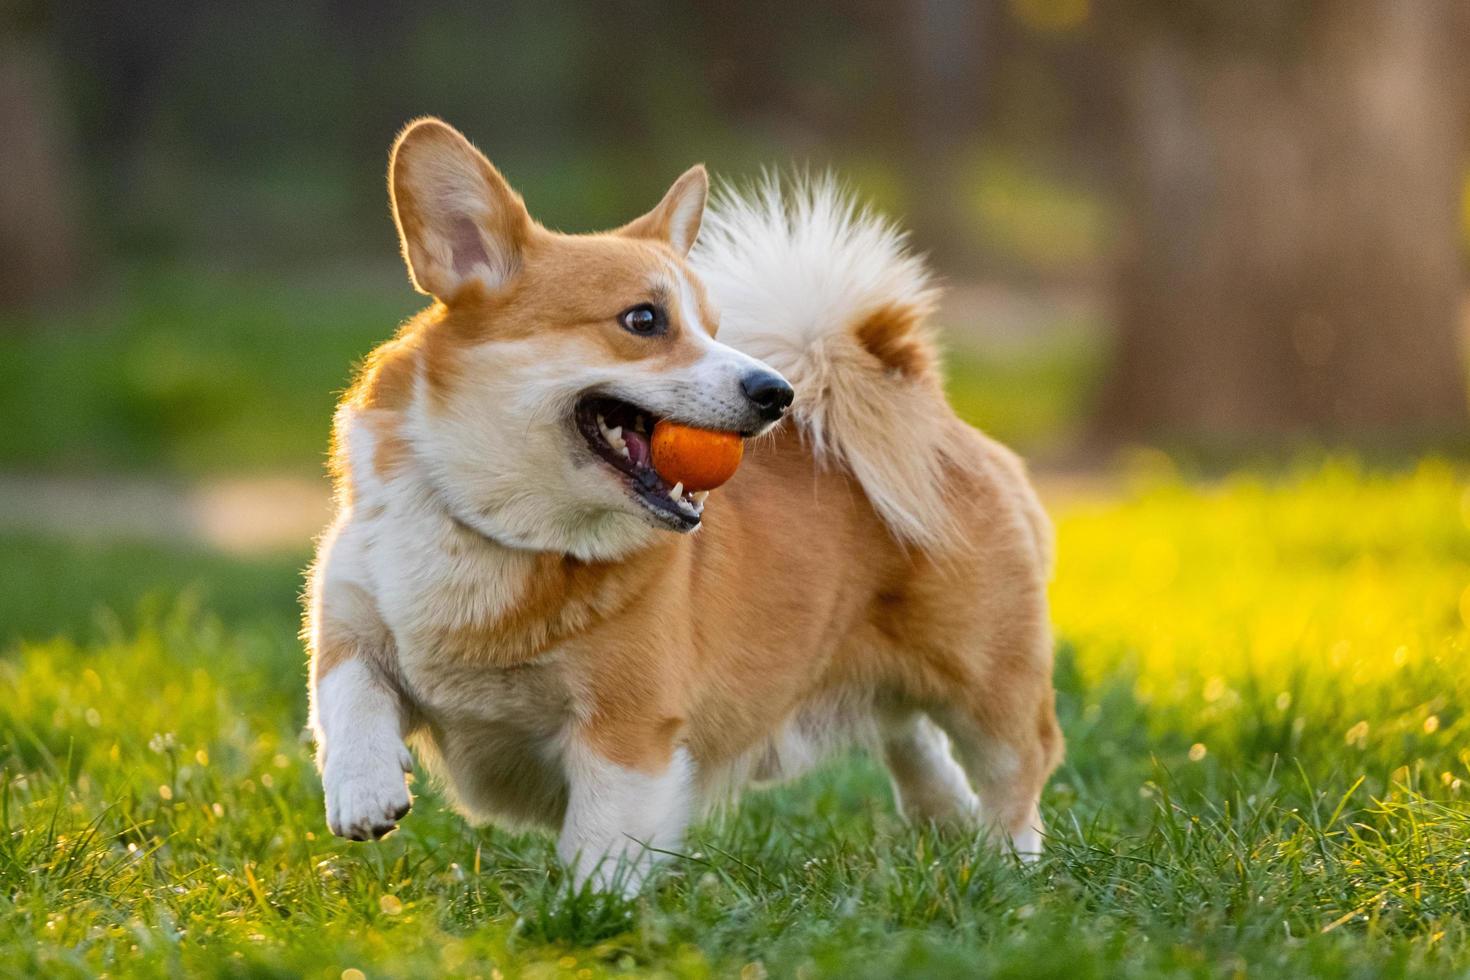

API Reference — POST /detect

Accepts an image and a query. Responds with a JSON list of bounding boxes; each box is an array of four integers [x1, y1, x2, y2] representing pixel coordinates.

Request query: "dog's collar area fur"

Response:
[[448, 512, 518, 550], [421, 474, 525, 552]]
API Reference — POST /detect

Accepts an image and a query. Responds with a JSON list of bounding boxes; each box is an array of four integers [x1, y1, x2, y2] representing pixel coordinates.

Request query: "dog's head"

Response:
[[383, 118, 791, 558]]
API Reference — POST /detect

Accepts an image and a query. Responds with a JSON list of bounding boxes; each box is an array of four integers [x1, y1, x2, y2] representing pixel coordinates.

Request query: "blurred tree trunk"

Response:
[[1097, 0, 1468, 441], [0, 26, 83, 311]]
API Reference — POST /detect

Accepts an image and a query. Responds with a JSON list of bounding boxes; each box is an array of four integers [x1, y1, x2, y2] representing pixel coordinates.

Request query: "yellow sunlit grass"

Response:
[[1053, 457, 1470, 782]]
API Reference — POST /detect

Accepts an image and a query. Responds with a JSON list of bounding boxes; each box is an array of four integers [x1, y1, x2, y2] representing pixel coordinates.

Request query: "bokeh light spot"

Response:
[[1011, 0, 1089, 32]]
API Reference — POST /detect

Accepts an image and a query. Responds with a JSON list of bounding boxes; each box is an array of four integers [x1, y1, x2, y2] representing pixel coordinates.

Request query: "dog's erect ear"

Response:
[[618, 165, 708, 256], [389, 118, 532, 299]]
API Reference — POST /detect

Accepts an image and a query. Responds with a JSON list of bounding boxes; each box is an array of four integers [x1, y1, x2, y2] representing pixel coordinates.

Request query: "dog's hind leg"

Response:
[[881, 710, 979, 825], [930, 671, 1062, 860]]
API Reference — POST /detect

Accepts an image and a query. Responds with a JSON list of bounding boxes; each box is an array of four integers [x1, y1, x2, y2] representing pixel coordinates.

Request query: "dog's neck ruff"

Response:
[[448, 512, 521, 551], [421, 475, 533, 553]]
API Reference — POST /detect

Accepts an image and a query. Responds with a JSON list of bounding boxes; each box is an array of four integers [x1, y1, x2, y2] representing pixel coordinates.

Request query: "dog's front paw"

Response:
[[323, 744, 413, 841]]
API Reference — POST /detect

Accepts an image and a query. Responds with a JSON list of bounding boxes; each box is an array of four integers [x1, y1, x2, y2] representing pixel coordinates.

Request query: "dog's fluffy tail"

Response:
[[692, 175, 964, 551]]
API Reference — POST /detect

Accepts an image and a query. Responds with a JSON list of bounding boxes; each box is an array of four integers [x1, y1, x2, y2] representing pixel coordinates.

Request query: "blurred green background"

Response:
[[0, 1, 1124, 484], [4, 1, 1467, 489]]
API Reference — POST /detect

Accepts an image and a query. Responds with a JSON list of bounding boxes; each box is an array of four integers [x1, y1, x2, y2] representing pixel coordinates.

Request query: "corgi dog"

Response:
[[306, 117, 1061, 893]]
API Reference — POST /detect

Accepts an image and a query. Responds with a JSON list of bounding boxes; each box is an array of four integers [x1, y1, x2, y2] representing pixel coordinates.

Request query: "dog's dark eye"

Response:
[[619, 303, 666, 337]]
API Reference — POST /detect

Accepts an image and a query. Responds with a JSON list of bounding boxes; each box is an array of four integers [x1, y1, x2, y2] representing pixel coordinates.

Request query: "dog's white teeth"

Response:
[[617, 445, 630, 459], [597, 418, 626, 452], [691, 490, 709, 504], [672, 487, 702, 515]]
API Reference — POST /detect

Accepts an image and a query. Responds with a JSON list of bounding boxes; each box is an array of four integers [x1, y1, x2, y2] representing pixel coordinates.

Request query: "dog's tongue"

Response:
[[624, 429, 651, 467]]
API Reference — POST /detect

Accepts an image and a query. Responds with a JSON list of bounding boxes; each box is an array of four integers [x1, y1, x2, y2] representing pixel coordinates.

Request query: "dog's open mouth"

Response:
[[575, 396, 707, 530]]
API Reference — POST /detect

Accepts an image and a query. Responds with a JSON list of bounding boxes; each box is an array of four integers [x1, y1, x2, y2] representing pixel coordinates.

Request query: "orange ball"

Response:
[[650, 420, 745, 492]]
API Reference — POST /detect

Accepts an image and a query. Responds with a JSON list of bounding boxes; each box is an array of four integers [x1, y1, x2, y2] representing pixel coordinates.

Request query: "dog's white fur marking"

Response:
[[692, 176, 969, 551], [1012, 808, 1044, 862], [668, 260, 713, 338], [315, 660, 414, 840], [558, 744, 694, 894]]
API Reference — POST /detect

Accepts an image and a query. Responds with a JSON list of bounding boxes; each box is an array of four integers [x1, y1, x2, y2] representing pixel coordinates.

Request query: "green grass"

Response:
[[4, 461, 1470, 977]]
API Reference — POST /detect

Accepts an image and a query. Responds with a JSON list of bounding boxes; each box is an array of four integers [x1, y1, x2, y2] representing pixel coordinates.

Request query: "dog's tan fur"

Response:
[[305, 118, 1060, 891]]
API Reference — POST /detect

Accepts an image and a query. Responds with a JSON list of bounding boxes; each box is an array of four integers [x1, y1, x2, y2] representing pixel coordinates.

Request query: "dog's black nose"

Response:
[[741, 371, 794, 421]]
